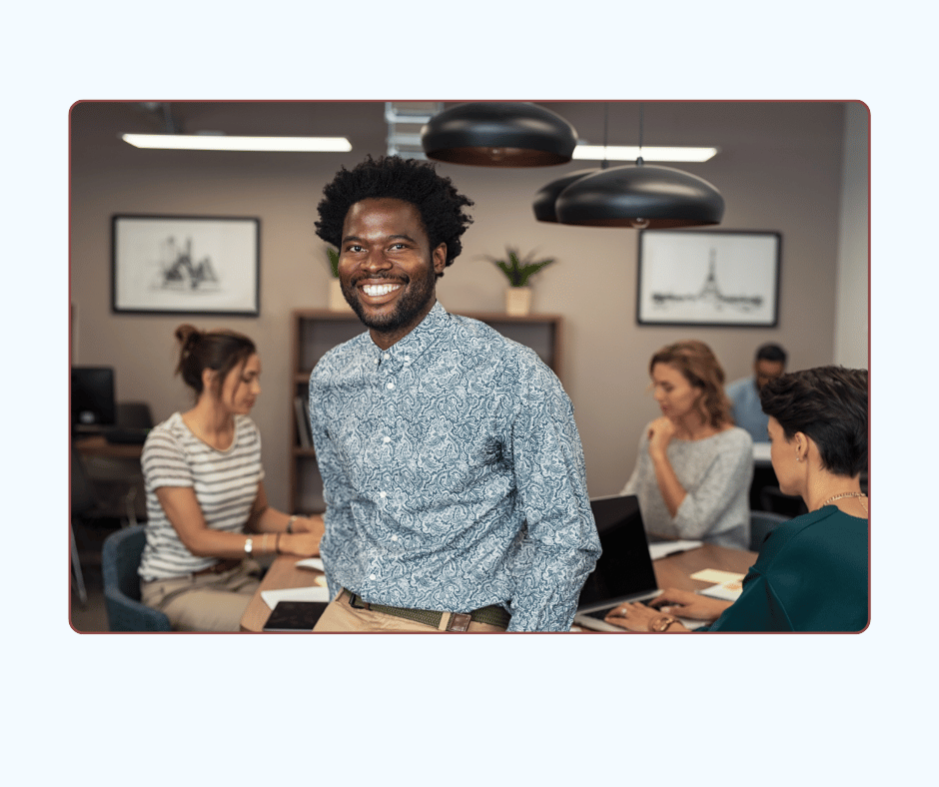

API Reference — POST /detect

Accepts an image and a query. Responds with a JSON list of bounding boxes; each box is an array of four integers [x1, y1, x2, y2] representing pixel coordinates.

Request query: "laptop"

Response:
[[573, 494, 703, 632]]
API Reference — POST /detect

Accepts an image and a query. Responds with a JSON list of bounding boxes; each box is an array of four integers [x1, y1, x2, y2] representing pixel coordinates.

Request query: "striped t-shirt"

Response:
[[138, 412, 265, 581]]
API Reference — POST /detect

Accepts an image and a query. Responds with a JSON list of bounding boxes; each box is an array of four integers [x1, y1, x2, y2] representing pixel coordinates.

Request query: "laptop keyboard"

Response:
[[583, 604, 645, 621], [579, 603, 704, 631]]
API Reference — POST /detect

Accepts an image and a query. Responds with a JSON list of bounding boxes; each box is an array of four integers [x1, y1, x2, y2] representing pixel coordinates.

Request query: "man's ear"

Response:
[[432, 243, 447, 275]]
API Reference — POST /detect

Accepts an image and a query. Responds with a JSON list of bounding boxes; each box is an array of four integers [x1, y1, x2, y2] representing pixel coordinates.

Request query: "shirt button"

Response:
[[386, 382, 395, 390], [382, 436, 391, 443], [369, 574, 376, 580], [391, 535, 398, 542], [379, 491, 387, 499], [383, 353, 389, 360], [374, 358, 379, 364]]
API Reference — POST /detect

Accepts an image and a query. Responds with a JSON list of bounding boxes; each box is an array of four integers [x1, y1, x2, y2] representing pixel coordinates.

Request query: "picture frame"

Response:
[[636, 230, 781, 327], [112, 215, 260, 316]]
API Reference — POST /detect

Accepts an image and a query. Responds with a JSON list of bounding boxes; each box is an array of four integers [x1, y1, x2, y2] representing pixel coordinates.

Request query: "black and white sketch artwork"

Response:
[[636, 230, 781, 327], [112, 216, 260, 315]]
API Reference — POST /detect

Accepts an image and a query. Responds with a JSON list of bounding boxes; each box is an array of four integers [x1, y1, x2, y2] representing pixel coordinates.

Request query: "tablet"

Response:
[[262, 601, 329, 631]]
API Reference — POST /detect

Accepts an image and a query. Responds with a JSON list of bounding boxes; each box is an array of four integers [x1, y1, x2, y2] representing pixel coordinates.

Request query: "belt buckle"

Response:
[[447, 612, 472, 632]]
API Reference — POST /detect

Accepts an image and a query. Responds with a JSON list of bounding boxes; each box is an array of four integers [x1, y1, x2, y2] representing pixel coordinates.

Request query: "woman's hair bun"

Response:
[[175, 324, 201, 355]]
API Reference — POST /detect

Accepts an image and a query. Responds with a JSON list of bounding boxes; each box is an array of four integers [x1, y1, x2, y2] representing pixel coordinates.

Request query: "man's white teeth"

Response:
[[362, 283, 401, 296]]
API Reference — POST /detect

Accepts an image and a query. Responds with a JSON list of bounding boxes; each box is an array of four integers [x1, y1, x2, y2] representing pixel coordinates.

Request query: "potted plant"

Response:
[[325, 247, 351, 311], [486, 246, 556, 316]]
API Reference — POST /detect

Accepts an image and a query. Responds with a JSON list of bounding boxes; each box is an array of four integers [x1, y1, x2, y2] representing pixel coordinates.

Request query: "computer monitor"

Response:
[[71, 366, 116, 430]]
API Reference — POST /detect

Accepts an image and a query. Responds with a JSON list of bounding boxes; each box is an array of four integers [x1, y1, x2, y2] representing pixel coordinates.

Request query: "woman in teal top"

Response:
[[604, 366, 869, 633]]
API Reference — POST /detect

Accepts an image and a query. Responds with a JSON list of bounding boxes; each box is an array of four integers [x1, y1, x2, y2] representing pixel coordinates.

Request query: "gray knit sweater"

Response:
[[620, 425, 753, 550]]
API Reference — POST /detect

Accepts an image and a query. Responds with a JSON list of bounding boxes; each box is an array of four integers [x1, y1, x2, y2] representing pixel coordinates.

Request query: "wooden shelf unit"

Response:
[[288, 309, 563, 514]]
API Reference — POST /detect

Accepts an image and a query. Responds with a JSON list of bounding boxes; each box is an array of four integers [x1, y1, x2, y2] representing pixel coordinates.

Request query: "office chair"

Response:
[[70, 445, 105, 607], [101, 524, 172, 631], [750, 511, 791, 553], [759, 486, 808, 518], [115, 402, 154, 430]]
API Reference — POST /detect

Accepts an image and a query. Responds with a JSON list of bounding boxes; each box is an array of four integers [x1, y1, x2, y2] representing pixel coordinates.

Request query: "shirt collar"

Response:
[[371, 300, 449, 365]]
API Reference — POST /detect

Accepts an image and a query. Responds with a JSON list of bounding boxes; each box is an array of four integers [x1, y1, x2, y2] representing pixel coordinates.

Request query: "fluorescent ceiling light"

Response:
[[121, 134, 352, 152], [573, 144, 718, 163]]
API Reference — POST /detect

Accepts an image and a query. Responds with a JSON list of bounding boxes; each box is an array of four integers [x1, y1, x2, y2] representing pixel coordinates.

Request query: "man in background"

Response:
[[308, 156, 599, 632], [726, 343, 788, 443]]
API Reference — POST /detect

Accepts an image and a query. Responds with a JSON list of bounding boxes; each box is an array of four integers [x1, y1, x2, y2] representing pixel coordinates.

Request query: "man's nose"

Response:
[[363, 249, 392, 272]]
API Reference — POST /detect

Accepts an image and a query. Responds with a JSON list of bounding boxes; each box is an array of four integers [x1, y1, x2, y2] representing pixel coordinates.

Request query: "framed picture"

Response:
[[112, 215, 260, 315], [637, 230, 781, 327]]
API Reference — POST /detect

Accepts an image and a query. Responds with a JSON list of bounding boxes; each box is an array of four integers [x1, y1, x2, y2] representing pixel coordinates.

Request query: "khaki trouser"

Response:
[[312, 589, 508, 633], [140, 560, 261, 632]]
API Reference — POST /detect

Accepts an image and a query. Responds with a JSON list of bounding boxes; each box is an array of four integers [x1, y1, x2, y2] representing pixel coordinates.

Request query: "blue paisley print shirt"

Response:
[[309, 302, 600, 631]]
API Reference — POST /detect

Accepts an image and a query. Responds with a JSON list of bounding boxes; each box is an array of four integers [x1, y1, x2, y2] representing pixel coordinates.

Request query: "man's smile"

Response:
[[361, 282, 403, 298]]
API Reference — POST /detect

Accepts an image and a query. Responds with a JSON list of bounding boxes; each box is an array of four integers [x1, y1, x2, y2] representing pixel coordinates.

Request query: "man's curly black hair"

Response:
[[314, 155, 474, 278]]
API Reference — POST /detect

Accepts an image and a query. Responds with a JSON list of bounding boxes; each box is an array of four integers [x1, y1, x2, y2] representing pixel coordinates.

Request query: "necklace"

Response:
[[821, 491, 868, 509]]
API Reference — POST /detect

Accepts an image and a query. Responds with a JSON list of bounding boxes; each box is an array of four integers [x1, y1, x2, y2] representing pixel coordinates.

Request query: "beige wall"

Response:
[[70, 101, 865, 508]]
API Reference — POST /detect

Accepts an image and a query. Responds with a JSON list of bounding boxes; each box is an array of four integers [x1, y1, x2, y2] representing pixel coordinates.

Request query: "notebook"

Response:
[[573, 494, 703, 632]]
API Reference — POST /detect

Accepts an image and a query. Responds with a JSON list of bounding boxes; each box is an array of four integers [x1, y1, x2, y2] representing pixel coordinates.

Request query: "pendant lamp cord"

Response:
[[637, 103, 644, 166]]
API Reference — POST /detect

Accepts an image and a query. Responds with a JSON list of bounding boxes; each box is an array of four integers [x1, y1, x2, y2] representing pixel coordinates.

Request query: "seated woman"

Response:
[[620, 340, 752, 550], [606, 365, 869, 633], [139, 325, 323, 632]]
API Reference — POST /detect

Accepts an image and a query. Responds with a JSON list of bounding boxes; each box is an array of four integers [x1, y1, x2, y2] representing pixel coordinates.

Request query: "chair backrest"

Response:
[[102, 524, 147, 600], [750, 511, 791, 552], [116, 402, 154, 430], [101, 524, 172, 631]]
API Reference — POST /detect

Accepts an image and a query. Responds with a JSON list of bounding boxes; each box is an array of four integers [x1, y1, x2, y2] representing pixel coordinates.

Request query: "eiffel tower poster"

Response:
[[636, 230, 780, 327]]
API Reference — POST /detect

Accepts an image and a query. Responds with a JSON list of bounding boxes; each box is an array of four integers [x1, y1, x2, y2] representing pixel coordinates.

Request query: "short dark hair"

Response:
[[756, 343, 787, 365], [314, 155, 474, 278], [650, 340, 731, 429], [174, 324, 256, 400], [760, 366, 868, 477]]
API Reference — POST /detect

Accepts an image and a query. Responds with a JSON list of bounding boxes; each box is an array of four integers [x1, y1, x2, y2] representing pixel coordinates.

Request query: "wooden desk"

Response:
[[240, 544, 758, 633], [73, 434, 144, 460], [653, 543, 756, 593]]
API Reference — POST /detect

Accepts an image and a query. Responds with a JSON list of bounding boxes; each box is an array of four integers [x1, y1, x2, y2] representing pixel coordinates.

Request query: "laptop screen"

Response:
[[578, 494, 659, 608]]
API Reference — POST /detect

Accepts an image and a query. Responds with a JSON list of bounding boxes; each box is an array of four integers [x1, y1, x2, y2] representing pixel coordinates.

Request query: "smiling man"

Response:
[[307, 156, 599, 632]]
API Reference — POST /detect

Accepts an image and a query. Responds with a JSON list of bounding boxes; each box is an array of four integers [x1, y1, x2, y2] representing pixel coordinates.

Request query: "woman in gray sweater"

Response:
[[620, 340, 752, 550]]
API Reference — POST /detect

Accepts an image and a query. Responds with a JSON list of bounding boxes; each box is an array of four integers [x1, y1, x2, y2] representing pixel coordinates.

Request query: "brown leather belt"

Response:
[[192, 558, 242, 577], [344, 589, 511, 631]]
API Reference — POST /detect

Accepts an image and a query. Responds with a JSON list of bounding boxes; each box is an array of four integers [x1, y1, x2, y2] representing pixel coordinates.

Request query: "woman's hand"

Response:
[[647, 416, 677, 460], [279, 532, 322, 557], [604, 601, 689, 632], [649, 588, 731, 622], [292, 514, 324, 536]]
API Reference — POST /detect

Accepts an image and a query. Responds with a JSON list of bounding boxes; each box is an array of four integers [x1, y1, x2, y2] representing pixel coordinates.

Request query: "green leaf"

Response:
[[485, 246, 557, 287], [325, 247, 340, 278]]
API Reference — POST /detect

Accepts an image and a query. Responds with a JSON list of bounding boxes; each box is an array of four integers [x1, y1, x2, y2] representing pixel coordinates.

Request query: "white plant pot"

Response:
[[328, 278, 352, 311], [505, 287, 532, 316]]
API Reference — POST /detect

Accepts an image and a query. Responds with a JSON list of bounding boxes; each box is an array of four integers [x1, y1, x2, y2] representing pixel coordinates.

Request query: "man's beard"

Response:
[[342, 265, 436, 334]]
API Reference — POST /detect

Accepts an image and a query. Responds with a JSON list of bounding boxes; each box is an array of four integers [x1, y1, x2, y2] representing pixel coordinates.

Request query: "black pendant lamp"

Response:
[[421, 102, 578, 167], [549, 104, 725, 228], [532, 169, 600, 222], [555, 163, 725, 228]]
